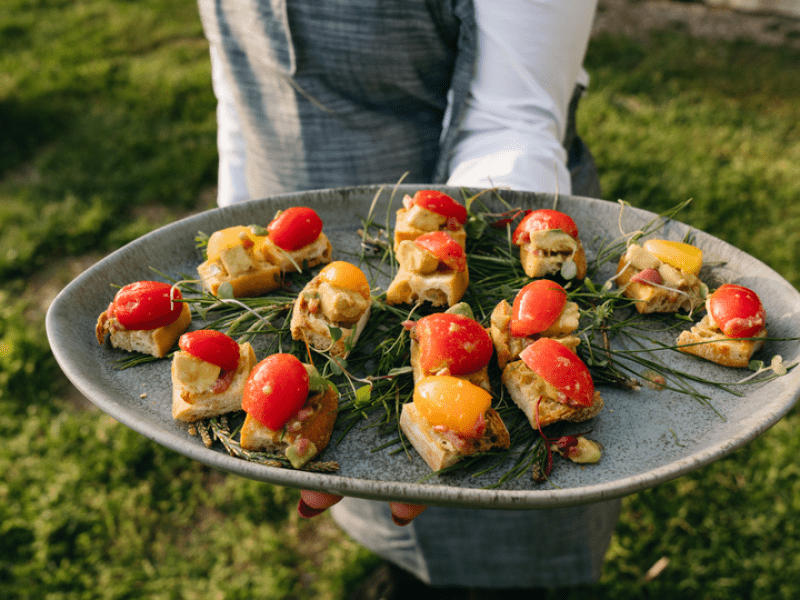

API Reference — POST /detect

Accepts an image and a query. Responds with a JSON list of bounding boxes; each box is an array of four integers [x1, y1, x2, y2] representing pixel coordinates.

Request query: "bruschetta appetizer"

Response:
[[290, 261, 372, 358], [239, 353, 339, 469], [96, 280, 191, 358], [677, 283, 767, 367], [502, 338, 603, 429], [399, 375, 510, 472], [261, 206, 332, 272], [512, 209, 587, 280], [386, 230, 469, 308], [171, 329, 257, 422], [615, 239, 706, 314], [490, 279, 581, 369]]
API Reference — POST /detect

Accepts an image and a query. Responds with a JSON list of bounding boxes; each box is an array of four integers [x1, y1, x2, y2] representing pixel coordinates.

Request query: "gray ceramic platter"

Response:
[[46, 185, 800, 509]]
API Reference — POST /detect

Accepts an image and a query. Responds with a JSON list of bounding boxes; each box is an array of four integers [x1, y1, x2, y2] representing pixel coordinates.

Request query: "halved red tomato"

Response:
[[242, 354, 310, 430], [178, 330, 241, 372], [413, 375, 491, 438], [519, 338, 594, 407], [410, 190, 467, 225], [510, 279, 568, 337], [512, 209, 579, 244], [708, 284, 766, 338], [111, 281, 183, 330], [266, 206, 323, 251], [414, 312, 493, 376], [414, 231, 467, 272]]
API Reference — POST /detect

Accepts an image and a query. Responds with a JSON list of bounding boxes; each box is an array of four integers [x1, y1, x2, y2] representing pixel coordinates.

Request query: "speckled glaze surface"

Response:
[[46, 185, 800, 508]]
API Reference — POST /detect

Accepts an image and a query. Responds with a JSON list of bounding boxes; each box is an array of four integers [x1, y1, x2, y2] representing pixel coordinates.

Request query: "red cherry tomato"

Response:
[[242, 354, 309, 430], [414, 231, 467, 272], [410, 190, 467, 225], [414, 312, 493, 376], [266, 206, 324, 251], [111, 281, 183, 330], [520, 338, 594, 407], [708, 284, 766, 338], [510, 279, 568, 337], [512, 209, 579, 244], [178, 330, 241, 372]]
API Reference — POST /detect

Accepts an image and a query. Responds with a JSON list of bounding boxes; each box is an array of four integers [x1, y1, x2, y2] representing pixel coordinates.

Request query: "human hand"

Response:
[[298, 490, 427, 526]]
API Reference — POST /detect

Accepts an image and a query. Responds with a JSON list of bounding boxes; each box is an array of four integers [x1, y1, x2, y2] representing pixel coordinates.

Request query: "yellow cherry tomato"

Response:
[[413, 376, 491, 437], [642, 239, 703, 276], [207, 226, 268, 262], [318, 261, 370, 299]]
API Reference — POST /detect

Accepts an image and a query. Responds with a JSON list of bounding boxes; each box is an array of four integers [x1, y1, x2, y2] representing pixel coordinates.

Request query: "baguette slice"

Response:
[[677, 314, 766, 368], [501, 359, 604, 429], [399, 402, 510, 472], [171, 342, 257, 422], [198, 254, 282, 298], [489, 298, 581, 370], [96, 302, 192, 359], [239, 380, 339, 469]]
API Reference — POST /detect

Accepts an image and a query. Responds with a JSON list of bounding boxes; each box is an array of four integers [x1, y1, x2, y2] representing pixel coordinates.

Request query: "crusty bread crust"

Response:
[[261, 233, 332, 273], [385, 240, 469, 308], [409, 337, 491, 392], [399, 402, 510, 472], [96, 302, 192, 358], [677, 314, 766, 367], [489, 299, 581, 370], [171, 342, 257, 422], [518, 231, 587, 280], [290, 275, 371, 359], [501, 359, 603, 428], [393, 205, 467, 251], [239, 381, 339, 467]]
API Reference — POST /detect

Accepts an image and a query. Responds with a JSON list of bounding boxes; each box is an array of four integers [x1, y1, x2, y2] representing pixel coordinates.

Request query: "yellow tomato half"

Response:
[[207, 226, 268, 262], [318, 261, 370, 299], [413, 376, 491, 437], [642, 239, 703, 276]]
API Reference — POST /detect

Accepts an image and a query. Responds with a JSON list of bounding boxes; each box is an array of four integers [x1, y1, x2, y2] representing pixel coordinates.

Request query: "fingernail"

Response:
[[298, 499, 326, 519], [391, 514, 412, 527]]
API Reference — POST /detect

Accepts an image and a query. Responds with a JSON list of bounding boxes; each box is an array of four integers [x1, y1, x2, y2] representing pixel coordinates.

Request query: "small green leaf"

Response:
[[249, 224, 267, 236], [328, 326, 343, 344], [354, 384, 372, 408], [748, 359, 765, 372], [217, 282, 235, 299]]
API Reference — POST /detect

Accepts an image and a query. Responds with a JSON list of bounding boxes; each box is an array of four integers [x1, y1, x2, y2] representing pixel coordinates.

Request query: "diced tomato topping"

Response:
[[211, 369, 237, 394], [512, 209, 580, 245], [410, 190, 467, 225], [111, 281, 183, 330], [414, 312, 493, 376], [242, 354, 309, 430], [178, 330, 241, 372], [510, 279, 568, 337], [413, 375, 491, 438], [520, 338, 595, 407], [414, 231, 467, 272], [267, 206, 324, 251], [708, 284, 766, 338]]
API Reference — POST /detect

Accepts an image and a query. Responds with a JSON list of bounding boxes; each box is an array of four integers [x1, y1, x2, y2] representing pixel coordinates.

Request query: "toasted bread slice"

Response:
[[290, 276, 371, 359], [518, 229, 587, 280], [198, 253, 282, 298], [501, 359, 603, 428], [96, 303, 192, 359], [615, 243, 705, 314], [171, 342, 257, 422], [677, 315, 766, 368], [239, 381, 339, 468], [385, 240, 468, 308], [399, 402, 510, 471], [489, 299, 581, 370]]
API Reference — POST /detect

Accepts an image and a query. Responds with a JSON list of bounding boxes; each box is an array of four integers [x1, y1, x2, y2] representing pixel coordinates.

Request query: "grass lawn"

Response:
[[2, 1, 800, 598]]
